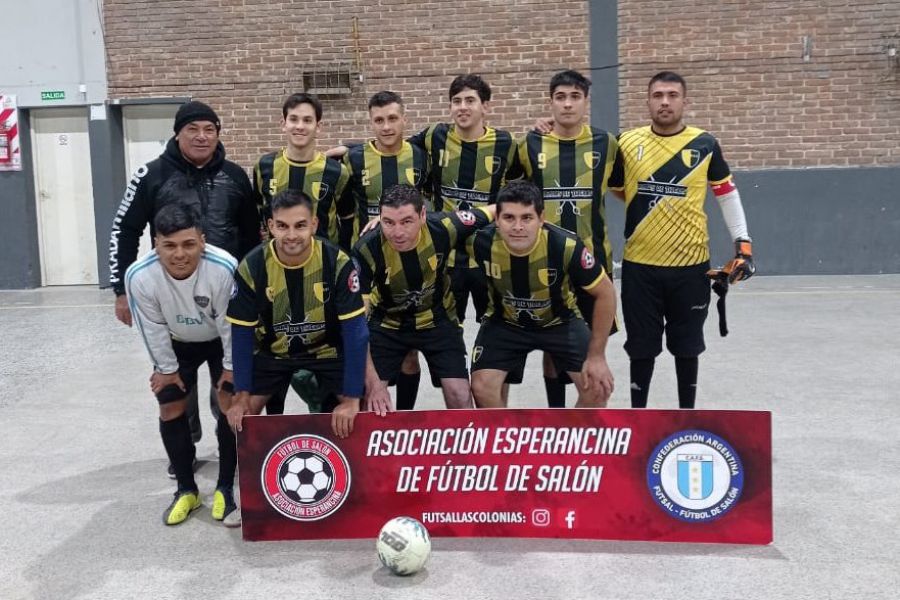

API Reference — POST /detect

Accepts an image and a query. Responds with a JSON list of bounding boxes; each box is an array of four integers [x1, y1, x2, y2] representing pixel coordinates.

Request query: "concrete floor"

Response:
[[0, 275, 897, 599]]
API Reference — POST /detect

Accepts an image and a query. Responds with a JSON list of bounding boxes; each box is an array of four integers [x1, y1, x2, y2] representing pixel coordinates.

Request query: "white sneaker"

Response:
[[223, 507, 242, 528]]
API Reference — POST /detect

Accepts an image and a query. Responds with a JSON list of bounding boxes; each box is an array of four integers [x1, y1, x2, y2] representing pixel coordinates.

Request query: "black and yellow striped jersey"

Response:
[[513, 124, 617, 274], [353, 207, 492, 331], [253, 150, 352, 244], [410, 123, 516, 211], [226, 238, 365, 360], [469, 223, 606, 329], [342, 140, 430, 245], [410, 123, 515, 267], [608, 125, 732, 266]]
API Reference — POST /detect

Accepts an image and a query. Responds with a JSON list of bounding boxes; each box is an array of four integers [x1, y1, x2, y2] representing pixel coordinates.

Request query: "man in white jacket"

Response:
[[125, 203, 239, 526]]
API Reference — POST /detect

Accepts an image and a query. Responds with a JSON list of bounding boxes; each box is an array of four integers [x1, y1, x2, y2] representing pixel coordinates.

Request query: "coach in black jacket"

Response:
[[109, 101, 258, 321], [109, 101, 259, 462]]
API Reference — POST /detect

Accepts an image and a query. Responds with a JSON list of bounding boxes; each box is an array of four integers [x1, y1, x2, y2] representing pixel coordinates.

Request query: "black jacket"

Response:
[[109, 138, 259, 294]]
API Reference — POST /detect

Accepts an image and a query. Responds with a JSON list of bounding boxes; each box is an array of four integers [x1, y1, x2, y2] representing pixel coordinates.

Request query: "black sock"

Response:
[[159, 414, 197, 492], [396, 371, 420, 411], [266, 385, 286, 415], [675, 356, 699, 409], [630, 358, 655, 408], [544, 376, 566, 408], [216, 412, 237, 490]]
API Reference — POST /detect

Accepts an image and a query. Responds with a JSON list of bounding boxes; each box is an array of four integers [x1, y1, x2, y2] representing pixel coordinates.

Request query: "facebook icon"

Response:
[[565, 510, 576, 529]]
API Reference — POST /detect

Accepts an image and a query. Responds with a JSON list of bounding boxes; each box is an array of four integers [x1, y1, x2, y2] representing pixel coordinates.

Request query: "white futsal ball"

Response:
[[376, 516, 431, 576]]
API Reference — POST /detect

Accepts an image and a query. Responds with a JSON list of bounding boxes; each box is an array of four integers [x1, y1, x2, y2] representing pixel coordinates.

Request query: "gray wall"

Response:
[[4, 0, 107, 107], [1, 0, 109, 289], [589, 0, 619, 133], [592, 2, 900, 277], [600, 167, 900, 276], [0, 115, 41, 288], [89, 106, 127, 286]]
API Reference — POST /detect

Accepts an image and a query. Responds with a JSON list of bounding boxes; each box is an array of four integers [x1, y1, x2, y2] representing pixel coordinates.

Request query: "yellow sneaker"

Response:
[[163, 491, 201, 526], [211, 488, 236, 521]]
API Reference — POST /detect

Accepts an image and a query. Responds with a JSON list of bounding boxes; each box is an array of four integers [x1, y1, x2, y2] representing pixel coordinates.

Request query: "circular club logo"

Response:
[[261, 434, 351, 522], [647, 430, 744, 523]]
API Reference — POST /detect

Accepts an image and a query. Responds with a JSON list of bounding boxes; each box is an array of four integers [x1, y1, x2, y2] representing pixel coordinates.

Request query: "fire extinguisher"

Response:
[[0, 123, 10, 164]]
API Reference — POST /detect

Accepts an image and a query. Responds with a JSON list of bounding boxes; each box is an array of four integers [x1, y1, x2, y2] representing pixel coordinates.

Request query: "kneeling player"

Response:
[[353, 184, 494, 409], [125, 203, 239, 526], [469, 180, 616, 408], [226, 187, 387, 427], [225, 190, 388, 524]]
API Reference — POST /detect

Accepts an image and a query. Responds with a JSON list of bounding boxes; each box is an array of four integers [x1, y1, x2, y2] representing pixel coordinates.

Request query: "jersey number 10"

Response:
[[483, 261, 502, 279]]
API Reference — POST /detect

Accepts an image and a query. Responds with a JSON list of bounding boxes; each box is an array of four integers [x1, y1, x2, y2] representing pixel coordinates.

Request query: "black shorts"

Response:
[[621, 260, 711, 359], [471, 319, 590, 376], [449, 266, 488, 323], [370, 319, 468, 383], [252, 354, 344, 413], [155, 339, 224, 405]]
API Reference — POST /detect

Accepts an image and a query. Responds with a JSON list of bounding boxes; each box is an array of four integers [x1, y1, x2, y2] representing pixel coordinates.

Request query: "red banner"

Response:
[[237, 409, 772, 544]]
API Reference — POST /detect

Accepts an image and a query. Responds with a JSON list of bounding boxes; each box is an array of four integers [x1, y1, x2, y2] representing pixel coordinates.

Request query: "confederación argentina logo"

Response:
[[261, 434, 351, 522], [647, 430, 744, 523]]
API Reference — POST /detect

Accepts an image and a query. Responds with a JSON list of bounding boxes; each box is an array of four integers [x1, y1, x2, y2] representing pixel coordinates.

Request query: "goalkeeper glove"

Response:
[[723, 238, 755, 283]]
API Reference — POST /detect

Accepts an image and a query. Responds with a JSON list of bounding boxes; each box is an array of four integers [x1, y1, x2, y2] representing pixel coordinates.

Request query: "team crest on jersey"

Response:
[[456, 210, 477, 227], [313, 282, 330, 302], [484, 156, 503, 175], [538, 268, 558, 286], [193, 295, 210, 309], [311, 182, 329, 200], [392, 285, 434, 310], [580, 248, 596, 269], [348, 269, 360, 293], [472, 345, 483, 363], [266, 286, 276, 302], [405, 167, 423, 184], [681, 149, 701, 168], [260, 434, 351, 522], [583, 151, 604, 170]]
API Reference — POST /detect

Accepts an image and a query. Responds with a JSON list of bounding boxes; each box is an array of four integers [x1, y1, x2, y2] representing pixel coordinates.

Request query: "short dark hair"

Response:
[[380, 184, 425, 213], [496, 180, 544, 216], [550, 70, 591, 96], [648, 71, 687, 94], [448, 74, 491, 102], [282, 92, 323, 121], [271, 189, 314, 215], [155, 203, 201, 237], [368, 90, 404, 111]]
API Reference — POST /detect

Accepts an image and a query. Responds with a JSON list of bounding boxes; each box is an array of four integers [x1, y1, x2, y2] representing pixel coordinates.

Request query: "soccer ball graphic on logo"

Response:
[[376, 516, 431, 576], [279, 452, 333, 503]]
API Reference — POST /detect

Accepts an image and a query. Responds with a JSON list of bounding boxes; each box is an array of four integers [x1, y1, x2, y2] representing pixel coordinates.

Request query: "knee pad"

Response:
[[157, 384, 188, 405]]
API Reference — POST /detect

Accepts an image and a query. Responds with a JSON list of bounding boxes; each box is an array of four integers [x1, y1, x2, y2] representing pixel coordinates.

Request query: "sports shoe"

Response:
[[223, 507, 242, 528], [211, 488, 237, 522], [163, 490, 201, 526], [167, 457, 199, 479]]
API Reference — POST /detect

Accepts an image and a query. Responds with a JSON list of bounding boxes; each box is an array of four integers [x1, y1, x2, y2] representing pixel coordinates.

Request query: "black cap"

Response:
[[173, 101, 221, 134]]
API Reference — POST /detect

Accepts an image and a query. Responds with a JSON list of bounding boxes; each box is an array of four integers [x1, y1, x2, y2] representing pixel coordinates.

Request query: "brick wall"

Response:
[[103, 0, 591, 170], [104, 1, 900, 172], [618, 0, 900, 169]]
